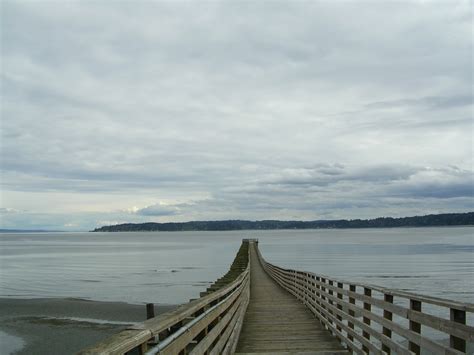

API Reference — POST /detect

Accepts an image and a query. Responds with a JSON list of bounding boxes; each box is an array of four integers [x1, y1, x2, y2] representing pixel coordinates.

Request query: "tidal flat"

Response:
[[0, 298, 176, 354]]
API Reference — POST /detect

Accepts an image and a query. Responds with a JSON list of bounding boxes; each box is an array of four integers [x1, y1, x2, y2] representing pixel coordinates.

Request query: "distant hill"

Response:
[[92, 212, 474, 232]]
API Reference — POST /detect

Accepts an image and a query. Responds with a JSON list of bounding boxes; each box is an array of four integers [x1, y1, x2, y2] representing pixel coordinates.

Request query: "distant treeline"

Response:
[[92, 212, 474, 232]]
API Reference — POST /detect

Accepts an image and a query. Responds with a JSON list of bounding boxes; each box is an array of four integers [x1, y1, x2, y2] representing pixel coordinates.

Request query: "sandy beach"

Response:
[[0, 298, 177, 355]]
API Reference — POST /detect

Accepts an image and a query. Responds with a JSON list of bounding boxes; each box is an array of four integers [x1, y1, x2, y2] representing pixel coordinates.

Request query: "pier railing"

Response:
[[257, 247, 474, 355], [79, 241, 251, 355]]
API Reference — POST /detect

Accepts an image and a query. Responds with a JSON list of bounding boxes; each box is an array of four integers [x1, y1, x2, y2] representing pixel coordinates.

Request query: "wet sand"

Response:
[[0, 298, 177, 355]]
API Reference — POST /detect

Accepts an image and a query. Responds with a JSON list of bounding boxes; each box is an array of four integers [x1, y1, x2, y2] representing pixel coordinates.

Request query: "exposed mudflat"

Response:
[[0, 298, 177, 355]]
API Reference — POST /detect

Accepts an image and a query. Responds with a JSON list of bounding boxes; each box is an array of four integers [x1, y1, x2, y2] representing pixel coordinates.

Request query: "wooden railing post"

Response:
[[336, 282, 343, 332], [311, 275, 318, 317], [321, 277, 327, 321], [450, 308, 466, 353], [293, 270, 297, 295], [146, 303, 155, 320], [328, 280, 334, 326], [348, 284, 355, 342], [316, 276, 323, 321], [362, 287, 371, 354], [302, 273, 306, 300], [296, 272, 302, 299], [409, 299, 422, 355], [304, 272, 309, 305], [382, 294, 393, 354]]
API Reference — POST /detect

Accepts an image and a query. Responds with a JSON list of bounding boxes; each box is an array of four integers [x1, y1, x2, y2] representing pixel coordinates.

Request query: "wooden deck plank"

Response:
[[235, 243, 348, 353]]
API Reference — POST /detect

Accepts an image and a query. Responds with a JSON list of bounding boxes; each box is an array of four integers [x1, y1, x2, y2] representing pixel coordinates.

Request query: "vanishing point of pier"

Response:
[[81, 239, 473, 355]]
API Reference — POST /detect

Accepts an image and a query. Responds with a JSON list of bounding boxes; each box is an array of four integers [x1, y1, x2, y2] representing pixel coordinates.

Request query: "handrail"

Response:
[[79, 241, 251, 355], [256, 246, 474, 355]]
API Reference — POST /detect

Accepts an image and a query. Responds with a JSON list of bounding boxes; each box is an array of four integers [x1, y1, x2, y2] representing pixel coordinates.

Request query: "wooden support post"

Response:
[[450, 308, 466, 353], [303, 273, 308, 305], [299, 273, 304, 299], [293, 270, 297, 294], [307, 274, 312, 305], [311, 275, 318, 316], [382, 294, 393, 354], [315, 276, 320, 304], [315, 276, 322, 321], [146, 303, 155, 319], [301, 273, 305, 299], [328, 280, 334, 325], [336, 282, 343, 332], [409, 299, 422, 355], [362, 287, 371, 354], [295, 272, 299, 298], [139, 342, 148, 354], [321, 277, 327, 320], [348, 284, 355, 342]]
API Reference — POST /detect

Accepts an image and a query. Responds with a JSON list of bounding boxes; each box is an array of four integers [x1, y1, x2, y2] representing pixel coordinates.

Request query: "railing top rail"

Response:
[[266, 260, 474, 312], [255, 242, 473, 355], [140, 265, 249, 332], [257, 243, 474, 355], [79, 266, 249, 354], [79, 241, 251, 354], [145, 272, 250, 355]]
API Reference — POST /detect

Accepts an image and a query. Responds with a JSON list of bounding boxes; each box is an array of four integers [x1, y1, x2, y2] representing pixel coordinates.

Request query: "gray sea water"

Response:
[[0, 227, 473, 305]]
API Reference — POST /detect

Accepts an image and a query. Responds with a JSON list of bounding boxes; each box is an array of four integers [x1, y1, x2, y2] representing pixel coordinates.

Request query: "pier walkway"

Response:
[[236, 242, 346, 354], [80, 239, 473, 355]]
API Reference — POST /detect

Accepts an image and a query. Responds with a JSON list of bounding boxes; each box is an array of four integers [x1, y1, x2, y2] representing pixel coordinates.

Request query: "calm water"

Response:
[[0, 227, 473, 305]]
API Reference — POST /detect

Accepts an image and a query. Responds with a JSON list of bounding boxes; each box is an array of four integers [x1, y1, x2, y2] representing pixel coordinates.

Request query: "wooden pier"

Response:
[[235, 241, 346, 354], [80, 239, 474, 355]]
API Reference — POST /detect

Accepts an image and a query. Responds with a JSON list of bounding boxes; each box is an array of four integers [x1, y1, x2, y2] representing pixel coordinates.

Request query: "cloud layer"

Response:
[[1, 1, 472, 230]]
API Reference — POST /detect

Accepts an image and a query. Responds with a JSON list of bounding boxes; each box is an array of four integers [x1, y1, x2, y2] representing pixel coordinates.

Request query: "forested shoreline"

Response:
[[92, 212, 474, 232]]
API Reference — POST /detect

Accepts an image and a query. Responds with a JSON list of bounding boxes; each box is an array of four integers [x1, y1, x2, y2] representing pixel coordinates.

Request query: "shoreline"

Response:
[[1, 224, 472, 234], [0, 297, 178, 355]]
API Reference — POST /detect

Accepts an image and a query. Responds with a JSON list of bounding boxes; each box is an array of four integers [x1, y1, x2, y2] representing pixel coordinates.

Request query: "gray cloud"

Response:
[[365, 95, 472, 111], [1, 1, 472, 230], [393, 182, 473, 199], [258, 164, 423, 189], [387, 167, 473, 199]]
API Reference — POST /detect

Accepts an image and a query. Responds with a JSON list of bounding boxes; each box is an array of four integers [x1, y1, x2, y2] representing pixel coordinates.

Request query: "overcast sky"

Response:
[[1, 0, 472, 231]]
